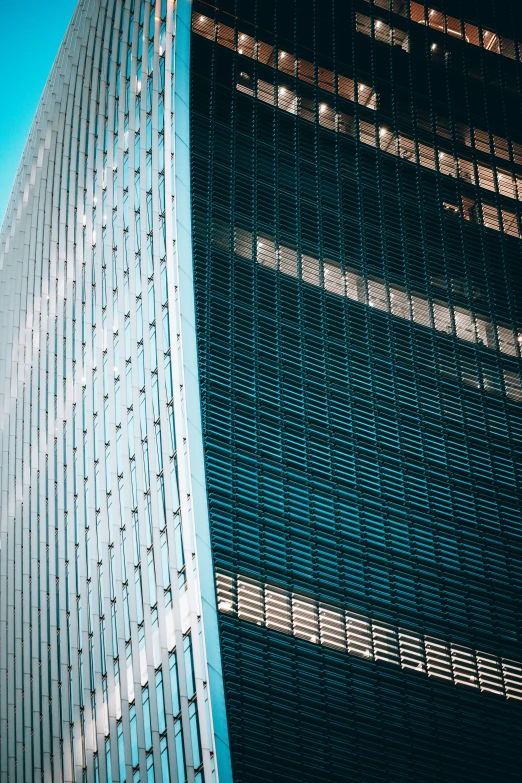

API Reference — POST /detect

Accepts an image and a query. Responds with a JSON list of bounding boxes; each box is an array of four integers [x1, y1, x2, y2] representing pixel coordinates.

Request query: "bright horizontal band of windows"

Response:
[[243, 68, 522, 239], [238, 72, 522, 220], [216, 569, 522, 702], [195, 6, 522, 176], [367, 0, 520, 63], [444, 196, 521, 240], [436, 121, 522, 185], [193, 12, 522, 240], [349, 11, 522, 195], [211, 219, 522, 402], [193, 12, 378, 109]]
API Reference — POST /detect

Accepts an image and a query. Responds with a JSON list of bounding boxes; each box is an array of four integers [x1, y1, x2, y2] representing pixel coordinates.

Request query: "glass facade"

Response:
[[0, 1, 230, 781], [190, 0, 522, 781], [0, 1, 521, 782]]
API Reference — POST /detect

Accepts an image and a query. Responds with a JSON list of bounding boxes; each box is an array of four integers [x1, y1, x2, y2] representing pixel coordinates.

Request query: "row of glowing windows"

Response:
[[193, 8, 522, 166], [216, 569, 522, 702], [194, 13, 522, 240], [195, 0, 519, 64], [383, 0, 521, 61], [239, 72, 522, 228], [212, 220, 522, 380]]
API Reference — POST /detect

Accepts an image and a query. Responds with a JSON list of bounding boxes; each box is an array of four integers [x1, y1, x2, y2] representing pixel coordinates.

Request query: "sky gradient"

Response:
[[0, 1, 77, 224]]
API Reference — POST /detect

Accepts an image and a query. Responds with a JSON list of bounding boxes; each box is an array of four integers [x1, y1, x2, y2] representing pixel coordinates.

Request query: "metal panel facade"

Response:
[[0, 1, 231, 781]]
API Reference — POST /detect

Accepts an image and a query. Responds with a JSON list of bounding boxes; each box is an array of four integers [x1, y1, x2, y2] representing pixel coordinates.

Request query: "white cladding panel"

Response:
[[0, 1, 232, 782]]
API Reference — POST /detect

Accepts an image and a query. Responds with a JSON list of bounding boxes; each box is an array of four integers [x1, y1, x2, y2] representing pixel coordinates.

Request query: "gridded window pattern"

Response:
[[191, 0, 522, 778], [239, 69, 522, 210], [216, 569, 522, 701], [240, 72, 522, 238], [194, 10, 522, 242], [212, 218, 522, 370], [219, 613, 522, 783]]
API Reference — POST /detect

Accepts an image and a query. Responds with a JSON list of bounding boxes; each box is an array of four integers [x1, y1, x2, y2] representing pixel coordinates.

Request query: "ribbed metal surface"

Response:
[[0, 1, 231, 781]]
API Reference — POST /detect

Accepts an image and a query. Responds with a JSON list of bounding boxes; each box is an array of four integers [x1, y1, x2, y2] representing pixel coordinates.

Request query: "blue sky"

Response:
[[0, 1, 77, 224]]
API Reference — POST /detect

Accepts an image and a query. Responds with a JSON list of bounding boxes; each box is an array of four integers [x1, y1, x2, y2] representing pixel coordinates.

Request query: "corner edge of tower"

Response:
[[173, 1, 234, 780]]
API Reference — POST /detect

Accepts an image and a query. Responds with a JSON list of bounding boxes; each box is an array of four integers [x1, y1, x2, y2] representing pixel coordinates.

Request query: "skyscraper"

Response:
[[1, 0, 521, 781]]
